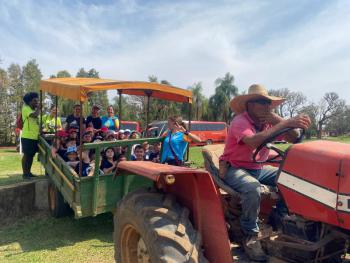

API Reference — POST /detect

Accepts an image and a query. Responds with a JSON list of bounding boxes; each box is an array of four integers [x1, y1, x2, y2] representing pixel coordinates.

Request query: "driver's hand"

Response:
[[285, 114, 311, 129], [259, 112, 282, 125]]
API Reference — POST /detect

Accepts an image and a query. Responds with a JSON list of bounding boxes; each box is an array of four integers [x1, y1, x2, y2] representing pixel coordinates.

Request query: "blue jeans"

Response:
[[223, 166, 278, 236]]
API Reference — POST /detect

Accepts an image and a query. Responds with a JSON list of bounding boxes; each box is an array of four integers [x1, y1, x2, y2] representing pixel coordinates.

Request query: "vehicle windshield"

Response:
[[147, 122, 167, 137], [120, 123, 137, 131]]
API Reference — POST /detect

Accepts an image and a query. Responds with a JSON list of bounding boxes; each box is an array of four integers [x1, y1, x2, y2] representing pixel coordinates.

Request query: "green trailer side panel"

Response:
[[39, 135, 162, 219], [78, 174, 152, 218]]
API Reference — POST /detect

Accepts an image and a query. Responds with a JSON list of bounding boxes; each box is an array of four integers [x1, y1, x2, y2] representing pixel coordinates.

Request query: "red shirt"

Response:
[[220, 111, 270, 170]]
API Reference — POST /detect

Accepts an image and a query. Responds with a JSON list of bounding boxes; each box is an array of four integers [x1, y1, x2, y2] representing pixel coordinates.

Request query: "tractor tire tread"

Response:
[[114, 188, 207, 263]]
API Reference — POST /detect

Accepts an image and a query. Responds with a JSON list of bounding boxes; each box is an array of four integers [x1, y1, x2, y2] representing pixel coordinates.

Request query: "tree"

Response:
[[0, 68, 12, 144], [208, 72, 238, 122], [316, 92, 345, 139], [188, 82, 207, 120], [56, 70, 71, 78], [299, 103, 318, 139], [214, 72, 238, 99], [208, 90, 229, 121], [268, 88, 290, 117], [7, 64, 24, 113], [284, 91, 307, 118], [325, 106, 350, 136], [22, 59, 42, 93]]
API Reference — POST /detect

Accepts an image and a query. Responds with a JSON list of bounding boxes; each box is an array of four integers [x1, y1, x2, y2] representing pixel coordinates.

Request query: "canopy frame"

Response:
[[40, 77, 194, 170]]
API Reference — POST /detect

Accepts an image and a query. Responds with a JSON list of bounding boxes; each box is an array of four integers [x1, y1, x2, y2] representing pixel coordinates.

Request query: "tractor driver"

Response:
[[220, 84, 311, 261]]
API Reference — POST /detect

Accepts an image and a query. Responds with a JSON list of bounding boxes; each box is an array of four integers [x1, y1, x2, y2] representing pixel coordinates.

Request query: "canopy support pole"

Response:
[[145, 90, 152, 134], [55, 96, 58, 136], [39, 91, 43, 135], [79, 101, 83, 177], [186, 102, 192, 161], [188, 103, 192, 131], [118, 90, 122, 126]]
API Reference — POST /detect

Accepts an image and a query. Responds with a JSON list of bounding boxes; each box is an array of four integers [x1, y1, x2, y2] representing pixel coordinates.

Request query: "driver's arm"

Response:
[[262, 113, 300, 143], [242, 122, 288, 149], [242, 114, 311, 148]]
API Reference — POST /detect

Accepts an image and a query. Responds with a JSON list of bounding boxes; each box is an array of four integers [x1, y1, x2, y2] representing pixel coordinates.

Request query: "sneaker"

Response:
[[242, 235, 267, 262], [22, 174, 32, 180]]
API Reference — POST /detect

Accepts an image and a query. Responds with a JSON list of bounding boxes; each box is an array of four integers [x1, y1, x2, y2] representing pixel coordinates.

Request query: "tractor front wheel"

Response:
[[114, 188, 207, 263]]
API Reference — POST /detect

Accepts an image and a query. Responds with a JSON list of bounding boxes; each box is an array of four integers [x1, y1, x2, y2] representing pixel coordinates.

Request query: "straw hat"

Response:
[[230, 84, 285, 114]]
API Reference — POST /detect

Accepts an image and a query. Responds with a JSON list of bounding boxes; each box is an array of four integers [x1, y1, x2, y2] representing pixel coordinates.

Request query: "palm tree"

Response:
[[214, 72, 238, 99], [209, 73, 238, 122], [189, 82, 205, 120]]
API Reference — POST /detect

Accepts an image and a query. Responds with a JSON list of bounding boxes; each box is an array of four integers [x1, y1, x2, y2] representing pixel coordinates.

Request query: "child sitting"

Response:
[[149, 141, 161, 163], [51, 130, 69, 159], [116, 153, 127, 162], [131, 144, 145, 161], [100, 147, 117, 174], [142, 141, 150, 160], [66, 146, 79, 168], [73, 149, 92, 177]]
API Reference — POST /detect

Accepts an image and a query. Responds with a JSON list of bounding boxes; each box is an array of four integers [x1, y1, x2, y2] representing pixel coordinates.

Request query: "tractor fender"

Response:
[[117, 161, 233, 263]]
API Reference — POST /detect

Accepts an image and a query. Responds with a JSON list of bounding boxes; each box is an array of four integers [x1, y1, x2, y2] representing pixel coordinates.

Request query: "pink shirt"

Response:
[[220, 111, 270, 170]]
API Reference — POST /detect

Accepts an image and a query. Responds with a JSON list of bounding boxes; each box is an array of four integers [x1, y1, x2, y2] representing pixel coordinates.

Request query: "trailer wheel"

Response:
[[114, 189, 208, 263], [48, 181, 71, 218]]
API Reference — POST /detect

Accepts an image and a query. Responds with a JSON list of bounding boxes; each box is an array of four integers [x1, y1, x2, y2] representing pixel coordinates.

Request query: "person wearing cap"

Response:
[[86, 105, 102, 130], [101, 105, 119, 131], [66, 146, 79, 168], [219, 84, 311, 261], [118, 130, 126, 140], [105, 131, 117, 141], [68, 127, 78, 141], [65, 104, 86, 131]]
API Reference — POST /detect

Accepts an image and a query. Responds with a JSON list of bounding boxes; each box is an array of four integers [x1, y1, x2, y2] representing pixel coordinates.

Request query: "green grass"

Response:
[[0, 149, 44, 186], [0, 212, 114, 263], [189, 147, 204, 168]]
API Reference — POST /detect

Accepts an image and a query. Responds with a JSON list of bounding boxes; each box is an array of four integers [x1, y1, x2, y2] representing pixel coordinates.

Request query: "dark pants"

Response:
[[21, 138, 38, 176]]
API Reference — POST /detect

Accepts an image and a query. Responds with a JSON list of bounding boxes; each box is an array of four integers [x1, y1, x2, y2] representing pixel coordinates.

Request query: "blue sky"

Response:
[[1, 0, 349, 103]]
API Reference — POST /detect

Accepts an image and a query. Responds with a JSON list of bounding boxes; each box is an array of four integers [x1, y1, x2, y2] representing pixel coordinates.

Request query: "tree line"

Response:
[[0, 59, 349, 145]]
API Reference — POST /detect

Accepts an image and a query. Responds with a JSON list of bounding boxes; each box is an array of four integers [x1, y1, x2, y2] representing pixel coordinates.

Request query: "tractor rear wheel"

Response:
[[114, 188, 207, 263], [48, 181, 71, 218]]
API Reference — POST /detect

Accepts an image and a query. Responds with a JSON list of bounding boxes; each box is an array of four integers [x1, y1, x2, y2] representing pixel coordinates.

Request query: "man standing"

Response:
[[220, 84, 310, 261], [21, 92, 40, 179]]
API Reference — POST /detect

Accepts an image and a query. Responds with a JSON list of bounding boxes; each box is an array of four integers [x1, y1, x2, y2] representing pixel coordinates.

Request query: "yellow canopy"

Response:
[[40, 78, 192, 103]]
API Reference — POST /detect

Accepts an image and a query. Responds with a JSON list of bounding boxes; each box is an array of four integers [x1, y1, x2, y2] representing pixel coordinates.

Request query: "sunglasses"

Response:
[[250, 99, 272, 105]]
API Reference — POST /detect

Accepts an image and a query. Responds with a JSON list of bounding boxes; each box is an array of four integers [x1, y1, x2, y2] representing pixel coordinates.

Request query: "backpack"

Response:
[[16, 114, 23, 130]]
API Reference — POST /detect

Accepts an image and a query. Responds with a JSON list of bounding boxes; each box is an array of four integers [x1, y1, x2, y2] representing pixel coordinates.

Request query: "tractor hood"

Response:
[[277, 140, 350, 230]]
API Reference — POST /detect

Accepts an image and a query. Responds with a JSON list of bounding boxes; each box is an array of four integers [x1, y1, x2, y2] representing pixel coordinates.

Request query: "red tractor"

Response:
[[114, 129, 350, 262]]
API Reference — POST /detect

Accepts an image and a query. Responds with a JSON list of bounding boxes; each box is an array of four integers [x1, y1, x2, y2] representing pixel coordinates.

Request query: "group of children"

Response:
[[51, 125, 161, 177]]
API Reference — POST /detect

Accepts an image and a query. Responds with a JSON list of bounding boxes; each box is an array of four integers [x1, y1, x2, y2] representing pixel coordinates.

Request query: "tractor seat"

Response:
[[202, 144, 240, 197], [202, 144, 277, 198]]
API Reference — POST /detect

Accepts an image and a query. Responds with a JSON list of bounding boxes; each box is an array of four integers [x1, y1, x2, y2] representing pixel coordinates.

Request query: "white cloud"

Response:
[[1, 0, 349, 104]]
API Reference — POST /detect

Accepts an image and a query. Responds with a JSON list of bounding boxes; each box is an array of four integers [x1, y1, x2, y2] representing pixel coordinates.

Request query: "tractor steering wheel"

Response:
[[252, 127, 305, 164]]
